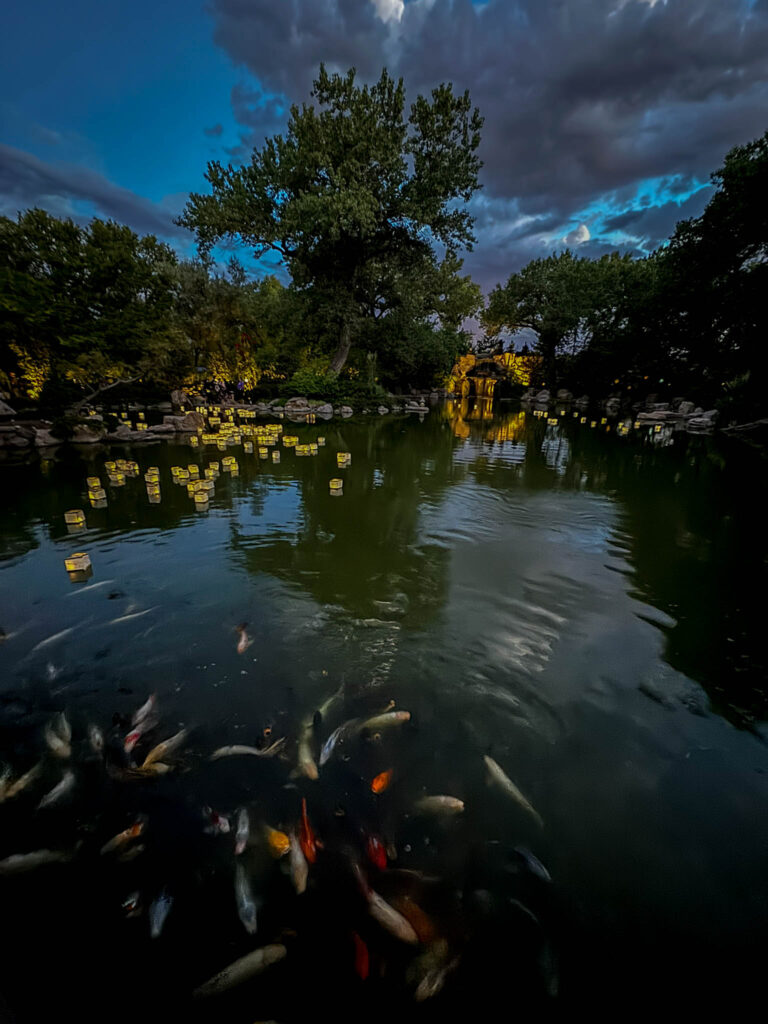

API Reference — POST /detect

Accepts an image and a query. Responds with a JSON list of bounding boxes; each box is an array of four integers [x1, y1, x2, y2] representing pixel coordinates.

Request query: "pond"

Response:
[[0, 401, 766, 1020]]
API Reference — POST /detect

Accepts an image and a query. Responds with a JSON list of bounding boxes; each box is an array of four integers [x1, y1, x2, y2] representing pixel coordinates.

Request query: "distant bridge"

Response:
[[447, 351, 540, 398]]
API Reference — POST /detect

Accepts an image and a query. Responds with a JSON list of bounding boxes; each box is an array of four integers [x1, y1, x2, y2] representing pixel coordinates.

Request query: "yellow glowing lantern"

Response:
[[272, 451, 280, 463], [64, 552, 91, 572], [64, 509, 86, 526], [329, 478, 343, 489], [317, 437, 326, 446], [86, 476, 101, 489]]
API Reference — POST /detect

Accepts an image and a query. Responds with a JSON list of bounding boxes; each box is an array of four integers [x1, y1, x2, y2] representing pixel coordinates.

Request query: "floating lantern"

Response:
[[654, 424, 662, 433], [197, 479, 214, 492], [64, 552, 91, 572], [317, 437, 325, 446], [600, 417, 607, 425], [193, 492, 209, 508], [104, 461, 116, 471], [188, 464, 200, 478], [190, 435, 199, 447], [272, 451, 280, 463], [336, 452, 351, 467], [88, 486, 106, 500], [590, 421, 597, 428], [108, 472, 125, 486], [633, 421, 641, 429], [86, 476, 101, 489], [64, 509, 86, 526], [138, 412, 145, 421], [329, 478, 343, 490], [580, 416, 587, 424], [282, 435, 298, 447], [330, 487, 343, 498], [244, 442, 254, 454]]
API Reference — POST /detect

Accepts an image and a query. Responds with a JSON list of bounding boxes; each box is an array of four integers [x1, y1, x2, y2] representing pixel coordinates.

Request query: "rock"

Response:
[[0, 399, 17, 416], [314, 403, 333, 417], [677, 400, 695, 416], [162, 412, 205, 432], [693, 407, 703, 416], [146, 423, 176, 435], [378, 406, 389, 415], [340, 406, 354, 417], [556, 389, 573, 402], [686, 415, 717, 432], [702, 409, 719, 422], [574, 394, 590, 409], [71, 422, 106, 443], [535, 389, 551, 403], [33, 426, 61, 447], [604, 397, 621, 415], [284, 396, 310, 411], [170, 389, 189, 408]]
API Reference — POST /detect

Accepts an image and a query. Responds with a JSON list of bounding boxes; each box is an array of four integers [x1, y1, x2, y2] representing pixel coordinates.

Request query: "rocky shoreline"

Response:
[[519, 388, 720, 433], [0, 392, 435, 451]]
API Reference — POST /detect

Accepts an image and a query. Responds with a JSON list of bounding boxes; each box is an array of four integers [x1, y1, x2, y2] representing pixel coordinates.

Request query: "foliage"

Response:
[[179, 65, 483, 375]]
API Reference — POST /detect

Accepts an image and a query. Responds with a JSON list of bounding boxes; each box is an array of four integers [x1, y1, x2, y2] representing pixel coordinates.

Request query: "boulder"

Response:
[[314, 403, 333, 418], [284, 396, 310, 411], [378, 406, 390, 415], [574, 394, 590, 409], [33, 426, 61, 447], [556, 389, 573, 402], [162, 411, 205, 432], [0, 424, 32, 447], [71, 422, 106, 444], [0, 399, 17, 416], [339, 406, 354, 417], [677, 400, 695, 416], [702, 409, 719, 422], [170, 389, 189, 408], [535, 389, 551, 403], [146, 423, 176, 435]]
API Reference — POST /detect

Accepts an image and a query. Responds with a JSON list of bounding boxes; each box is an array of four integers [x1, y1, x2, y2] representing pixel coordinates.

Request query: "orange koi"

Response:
[[371, 769, 393, 794], [299, 797, 317, 864]]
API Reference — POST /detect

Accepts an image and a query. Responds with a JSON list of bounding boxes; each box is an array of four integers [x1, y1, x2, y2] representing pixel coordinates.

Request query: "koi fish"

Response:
[[366, 835, 387, 871], [371, 769, 393, 794], [192, 944, 287, 999], [352, 932, 369, 980], [414, 795, 465, 815], [318, 719, 360, 767], [234, 808, 249, 855], [0, 848, 75, 875], [367, 889, 419, 945], [289, 832, 308, 894], [296, 716, 319, 780], [359, 710, 411, 732], [236, 623, 253, 654], [210, 738, 285, 760], [299, 798, 317, 864], [4, 762, 43, 801], [131, 694, 157, 727], [88, 723, 104, 754], [149, 888, 173, 938], [141, 728, 188, 768], [36, 770, 75, 810], [483, 755, 543, 828], [44, 719, 71, 759], [234, 862, 258, 935], [101, 818, 147, 855], [265, 827, 291, 858], [203, 806, 230, 835]]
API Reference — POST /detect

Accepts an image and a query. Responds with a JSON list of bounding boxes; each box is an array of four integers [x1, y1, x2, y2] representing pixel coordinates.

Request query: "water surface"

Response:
[[0, 403, 766, 1020]]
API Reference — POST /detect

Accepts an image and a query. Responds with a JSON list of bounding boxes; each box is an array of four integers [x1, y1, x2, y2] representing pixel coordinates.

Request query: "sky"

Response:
[[1, 0, 767, 293]]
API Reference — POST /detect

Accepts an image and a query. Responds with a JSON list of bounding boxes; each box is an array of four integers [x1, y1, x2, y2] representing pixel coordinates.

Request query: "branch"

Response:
[[71, 376, 142, 414]]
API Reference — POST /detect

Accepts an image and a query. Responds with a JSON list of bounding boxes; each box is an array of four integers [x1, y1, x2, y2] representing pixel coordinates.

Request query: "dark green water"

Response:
[[0, 402, 766, 1019]]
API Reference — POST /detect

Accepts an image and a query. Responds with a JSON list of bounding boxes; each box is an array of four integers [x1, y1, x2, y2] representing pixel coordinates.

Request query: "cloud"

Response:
[[371, 0, 405, 23], [207, 0, 768, 287], [564, 223, 591, 246], [204, 123, 224, 137], [0, 143, 191, 241]]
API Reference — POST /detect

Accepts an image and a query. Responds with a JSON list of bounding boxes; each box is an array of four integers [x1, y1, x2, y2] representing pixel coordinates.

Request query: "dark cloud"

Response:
[[204, 123, 224, 137], [0, 143, 191, 242], [209, 0, 768, 286]]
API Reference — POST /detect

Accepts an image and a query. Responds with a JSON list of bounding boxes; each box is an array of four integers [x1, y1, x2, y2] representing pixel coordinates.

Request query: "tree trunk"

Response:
[[328, 322, 352, 376], [71, 375, 141, 415]]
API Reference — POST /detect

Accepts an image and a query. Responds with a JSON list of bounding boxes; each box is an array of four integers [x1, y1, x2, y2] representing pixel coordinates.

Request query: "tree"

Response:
[[178, 65, 483, 376], [0, 209, 184, 405], [482, 250, 594, 386]]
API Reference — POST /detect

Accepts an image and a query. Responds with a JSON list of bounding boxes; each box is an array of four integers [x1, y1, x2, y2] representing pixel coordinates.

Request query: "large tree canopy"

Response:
[[0, 209, 183, 403], [178, 65, 484, 374]]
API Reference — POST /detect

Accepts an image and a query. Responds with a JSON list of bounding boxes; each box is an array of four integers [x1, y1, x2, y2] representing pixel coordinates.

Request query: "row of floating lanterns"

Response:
[[531, 407, 666, 435], [62, 404, 355, 576]]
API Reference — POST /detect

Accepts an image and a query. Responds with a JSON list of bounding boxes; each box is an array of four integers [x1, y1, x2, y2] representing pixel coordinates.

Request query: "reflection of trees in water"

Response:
[[229, 417, 454, 627], [446, 404, 768, 727], [564, 427, 768, 728]]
